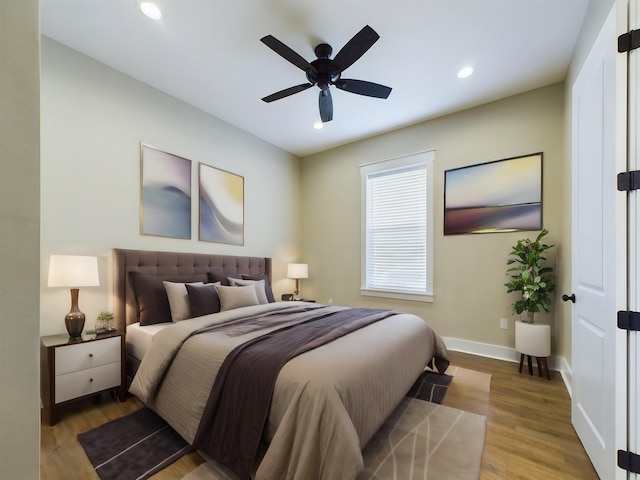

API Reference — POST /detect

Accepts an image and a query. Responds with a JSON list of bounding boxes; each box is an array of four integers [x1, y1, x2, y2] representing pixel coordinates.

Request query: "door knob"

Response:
[[562, 293, 576, 303]]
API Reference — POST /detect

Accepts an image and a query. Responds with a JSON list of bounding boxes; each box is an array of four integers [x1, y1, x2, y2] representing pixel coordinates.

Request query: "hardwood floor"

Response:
[[443, 351, 598, 480], [40, 351, 598, 480]]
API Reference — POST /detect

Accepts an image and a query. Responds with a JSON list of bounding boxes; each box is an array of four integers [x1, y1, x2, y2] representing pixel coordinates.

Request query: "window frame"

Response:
[[360, 150, 435, 302]]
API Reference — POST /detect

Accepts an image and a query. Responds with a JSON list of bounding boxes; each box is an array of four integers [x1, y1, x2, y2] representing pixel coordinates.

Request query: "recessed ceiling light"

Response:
[[457, 66, 474, 79], [140, 2, 162, 20], [313, 121, 323, 130]]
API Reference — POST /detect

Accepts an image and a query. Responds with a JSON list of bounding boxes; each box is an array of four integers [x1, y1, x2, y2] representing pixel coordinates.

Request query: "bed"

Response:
[[114, 248, 449, 480]]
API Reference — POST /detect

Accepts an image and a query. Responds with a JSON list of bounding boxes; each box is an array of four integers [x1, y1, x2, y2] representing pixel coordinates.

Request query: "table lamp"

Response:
[[48, 255, 100, 338], [287, 263, 308, 300]]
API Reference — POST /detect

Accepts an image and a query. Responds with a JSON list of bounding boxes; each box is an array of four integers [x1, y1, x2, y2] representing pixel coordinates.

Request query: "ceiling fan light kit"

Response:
[[261, 25, 392, 123]]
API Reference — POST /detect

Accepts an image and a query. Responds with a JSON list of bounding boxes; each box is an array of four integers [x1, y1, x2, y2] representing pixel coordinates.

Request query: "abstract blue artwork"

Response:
[[199, 163, 244, 245], [140, 144, 192, 239], [444, 153, 542, 235]]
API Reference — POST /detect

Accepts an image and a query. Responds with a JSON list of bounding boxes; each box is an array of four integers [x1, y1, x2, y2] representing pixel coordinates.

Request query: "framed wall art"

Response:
[[140, 144, 192, 239], [199, 163, 244, 245], [444, 152, 542, 235]]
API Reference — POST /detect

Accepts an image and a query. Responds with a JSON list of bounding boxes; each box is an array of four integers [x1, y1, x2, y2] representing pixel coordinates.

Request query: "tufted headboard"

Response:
[[113, 248, 272, 332]]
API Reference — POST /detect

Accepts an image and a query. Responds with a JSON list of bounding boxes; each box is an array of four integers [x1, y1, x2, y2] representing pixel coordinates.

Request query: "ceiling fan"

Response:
[[260, 25, 392, 123]]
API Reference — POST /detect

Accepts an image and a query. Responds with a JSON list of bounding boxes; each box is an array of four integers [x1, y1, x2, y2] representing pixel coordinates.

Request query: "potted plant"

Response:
[[96, 310, 115, 332], [505, 229, 555, 374], [505, 228, 555, 323]]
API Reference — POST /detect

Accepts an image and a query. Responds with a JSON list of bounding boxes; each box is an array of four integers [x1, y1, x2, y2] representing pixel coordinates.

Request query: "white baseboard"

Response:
[[442, 336, 573, 397]]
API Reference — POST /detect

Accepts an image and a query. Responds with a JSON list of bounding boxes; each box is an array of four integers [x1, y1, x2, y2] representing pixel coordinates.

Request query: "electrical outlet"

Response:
[[328, 298, 334, 305], [500, 318, 508, 330]]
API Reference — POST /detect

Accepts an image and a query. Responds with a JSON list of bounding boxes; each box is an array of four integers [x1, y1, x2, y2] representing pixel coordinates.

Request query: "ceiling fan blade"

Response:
[[260, 35, 316, 74], [331, 25, 380, 73], [334, 79, 392, 99], [262, 83, 313, 103], [319, 88, 333, 122]]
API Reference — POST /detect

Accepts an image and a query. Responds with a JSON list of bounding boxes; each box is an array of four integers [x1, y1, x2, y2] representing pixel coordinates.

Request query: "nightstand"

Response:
[[281, 294, 315, 302], [40, 331, 126, 425]]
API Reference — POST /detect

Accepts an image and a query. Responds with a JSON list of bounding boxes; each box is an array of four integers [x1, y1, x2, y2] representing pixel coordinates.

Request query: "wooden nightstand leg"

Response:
[[117, 385, 126, 402], [519, 354, 525, 373], [527, 355, 533, 375], [49, 406, 59, 426]]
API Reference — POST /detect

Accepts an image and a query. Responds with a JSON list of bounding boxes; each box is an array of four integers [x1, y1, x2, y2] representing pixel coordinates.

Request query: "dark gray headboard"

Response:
[[113, 248, 272, 332]]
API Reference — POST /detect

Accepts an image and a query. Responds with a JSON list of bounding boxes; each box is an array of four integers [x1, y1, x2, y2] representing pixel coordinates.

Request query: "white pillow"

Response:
[[216, 284, 260, 311], [163, 281, 204, 322], [228, 278, 269, 304]]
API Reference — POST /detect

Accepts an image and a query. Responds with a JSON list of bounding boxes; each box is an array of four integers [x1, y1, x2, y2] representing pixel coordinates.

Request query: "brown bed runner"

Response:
[[192, 307, 397, 480]]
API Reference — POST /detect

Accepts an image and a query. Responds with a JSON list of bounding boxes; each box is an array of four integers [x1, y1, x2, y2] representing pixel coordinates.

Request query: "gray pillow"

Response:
[[228, 277, 269, 304], [163, 281, 204, 322], [216, 284, 260, 311], [241, 274, 275, 302]]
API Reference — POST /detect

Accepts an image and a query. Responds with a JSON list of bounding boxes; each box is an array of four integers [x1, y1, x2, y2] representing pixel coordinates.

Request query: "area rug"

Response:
[[357, 398, 486, 479], [446, 365, 491, 394], [77, 407, 192, 480]]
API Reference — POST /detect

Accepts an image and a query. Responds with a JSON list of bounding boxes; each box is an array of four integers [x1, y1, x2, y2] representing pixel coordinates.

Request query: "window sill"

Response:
[[360, 288, 433, 303]]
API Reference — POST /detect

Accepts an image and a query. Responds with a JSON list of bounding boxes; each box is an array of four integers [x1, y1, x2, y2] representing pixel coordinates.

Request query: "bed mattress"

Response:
[[126, 321, 172, 362]]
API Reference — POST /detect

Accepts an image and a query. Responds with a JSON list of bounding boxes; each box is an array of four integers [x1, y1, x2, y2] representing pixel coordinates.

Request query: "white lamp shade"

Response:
[[287, 263, 308, 279], [48, 255, 100, 287]]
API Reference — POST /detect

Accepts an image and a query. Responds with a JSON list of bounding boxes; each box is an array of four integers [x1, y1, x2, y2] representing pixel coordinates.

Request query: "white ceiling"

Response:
[[40, 0, 590, 158]]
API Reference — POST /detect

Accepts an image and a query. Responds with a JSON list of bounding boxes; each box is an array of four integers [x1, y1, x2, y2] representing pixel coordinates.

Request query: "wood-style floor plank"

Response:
[[40, 351, 598, 479]]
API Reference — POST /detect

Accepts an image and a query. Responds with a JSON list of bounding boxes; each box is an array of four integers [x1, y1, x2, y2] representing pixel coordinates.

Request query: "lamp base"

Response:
[[65, 311, 85, 338], [65, 288, 85, 338]]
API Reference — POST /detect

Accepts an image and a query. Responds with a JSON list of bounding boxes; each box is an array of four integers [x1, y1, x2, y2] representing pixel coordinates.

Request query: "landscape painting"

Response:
[[140, 144, 192, 239], [444, 153, 542, 235], [199, 163, 244, 245]]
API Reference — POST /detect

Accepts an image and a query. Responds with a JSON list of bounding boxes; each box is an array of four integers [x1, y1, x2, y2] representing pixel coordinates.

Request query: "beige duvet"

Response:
[[129, 302, 448, 480]]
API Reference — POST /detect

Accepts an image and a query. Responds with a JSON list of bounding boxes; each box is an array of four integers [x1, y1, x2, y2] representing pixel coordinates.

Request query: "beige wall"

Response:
[[40, 38, 303, 336], [0, 1, 41, 478], [301, 84, 566, 358]]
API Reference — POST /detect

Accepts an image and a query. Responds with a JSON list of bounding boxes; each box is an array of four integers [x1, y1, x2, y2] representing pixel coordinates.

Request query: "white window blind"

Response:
[[361, 151, 434, 302]]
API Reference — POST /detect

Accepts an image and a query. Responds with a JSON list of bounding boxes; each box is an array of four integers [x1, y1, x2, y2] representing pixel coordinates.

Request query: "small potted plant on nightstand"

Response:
[[96, 311, 115, 333], [505, 229, 555, 377]]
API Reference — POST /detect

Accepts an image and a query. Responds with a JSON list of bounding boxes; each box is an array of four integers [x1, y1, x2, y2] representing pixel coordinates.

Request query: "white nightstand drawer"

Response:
[[55, 336, 121, 375], [55, 362, 121, 403]]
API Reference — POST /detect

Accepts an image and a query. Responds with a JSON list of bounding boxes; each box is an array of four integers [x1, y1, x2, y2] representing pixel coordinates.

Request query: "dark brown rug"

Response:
[[78, 407, 192, 480], [406, 368, 453, 404]]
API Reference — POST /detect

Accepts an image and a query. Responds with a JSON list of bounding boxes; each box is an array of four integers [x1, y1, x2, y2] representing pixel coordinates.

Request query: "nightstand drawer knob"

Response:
[[89, 353, 93, 358], [89, 378, 93, 383]]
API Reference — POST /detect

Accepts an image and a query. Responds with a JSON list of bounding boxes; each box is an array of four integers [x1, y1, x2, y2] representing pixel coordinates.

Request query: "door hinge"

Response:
[[617, 170, 640, 191], [618, 450, 640, 474], [618, 30, 640, 52], [617, 310, 640, 331]]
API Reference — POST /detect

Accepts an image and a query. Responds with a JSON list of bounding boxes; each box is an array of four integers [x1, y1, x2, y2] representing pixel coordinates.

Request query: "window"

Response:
[[360, 151, 434, 302]]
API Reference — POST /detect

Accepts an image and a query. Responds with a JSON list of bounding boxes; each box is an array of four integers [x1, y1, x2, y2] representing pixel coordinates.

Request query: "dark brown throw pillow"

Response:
[[186, 283, 222, 317], [206, 272, 231, 286], [129, 272, 207, 325], [242, 274, 275, 302]]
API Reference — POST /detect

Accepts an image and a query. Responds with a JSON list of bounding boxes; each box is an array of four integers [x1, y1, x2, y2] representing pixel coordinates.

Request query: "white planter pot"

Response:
[[515, 321, 551, 357]]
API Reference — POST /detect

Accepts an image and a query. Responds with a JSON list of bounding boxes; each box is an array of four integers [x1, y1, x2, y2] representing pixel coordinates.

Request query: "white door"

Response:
[[571, 5, 627, 479]]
